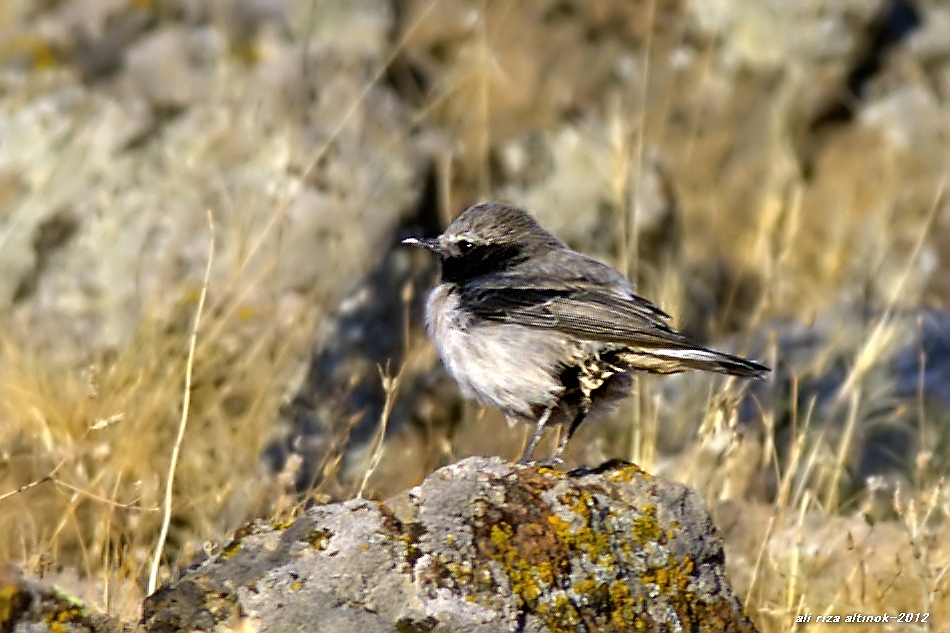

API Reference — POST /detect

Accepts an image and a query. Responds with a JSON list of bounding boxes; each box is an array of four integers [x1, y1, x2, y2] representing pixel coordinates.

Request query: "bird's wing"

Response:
[[458, 252, 695, 348], [460, 284, 696, 347], [457, 250, 770, 378]]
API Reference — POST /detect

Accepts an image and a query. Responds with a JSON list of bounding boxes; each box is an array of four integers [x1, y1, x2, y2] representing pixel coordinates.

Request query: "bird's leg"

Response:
[[517, 407, 553, 464], [551, 409, 587, 463]]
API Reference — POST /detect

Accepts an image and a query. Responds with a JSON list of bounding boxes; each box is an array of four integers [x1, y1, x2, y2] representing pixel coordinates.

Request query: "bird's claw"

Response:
[[518, 456, 565, 469]]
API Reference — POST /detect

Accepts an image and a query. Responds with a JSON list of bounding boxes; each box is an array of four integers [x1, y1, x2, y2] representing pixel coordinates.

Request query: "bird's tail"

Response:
[[620, 346, 770, 379]]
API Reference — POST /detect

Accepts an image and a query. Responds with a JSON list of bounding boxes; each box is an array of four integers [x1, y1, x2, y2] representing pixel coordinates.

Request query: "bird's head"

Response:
[[402, 203, 564, 282]]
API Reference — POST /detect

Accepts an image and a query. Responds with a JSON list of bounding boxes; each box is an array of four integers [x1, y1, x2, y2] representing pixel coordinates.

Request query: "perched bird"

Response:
[[403, 202, 768, 463]]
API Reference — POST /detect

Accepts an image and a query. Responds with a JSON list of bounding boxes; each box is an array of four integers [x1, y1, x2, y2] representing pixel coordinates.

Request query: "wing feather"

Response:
[[462, 285, 698, 347], [455, 250, 768, 378]]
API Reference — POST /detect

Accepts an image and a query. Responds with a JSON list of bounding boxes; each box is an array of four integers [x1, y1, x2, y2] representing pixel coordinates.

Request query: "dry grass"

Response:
[[3, 1, 950, 630], [0, 274, 309, 612]]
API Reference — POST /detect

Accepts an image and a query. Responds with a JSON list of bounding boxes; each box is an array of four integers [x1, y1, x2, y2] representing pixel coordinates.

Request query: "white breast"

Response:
[[425, 285, 566, 419]]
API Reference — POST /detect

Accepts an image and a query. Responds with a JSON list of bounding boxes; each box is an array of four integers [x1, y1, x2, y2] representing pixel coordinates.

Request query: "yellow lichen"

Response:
[[487, 523, 543, 602], [546, 593, 581, 631], [631, 506, 662, 544], [536, 465, 564, 477], [572, 577, 598, 596], [271, 517, 295, 531], [546, 513, 571, 535], [308, 529, 331, 550], [447, 561, 474, 585], [534, 560, 555, 585], [606, 463, 646, 483], [609, 579, 630, 600], [43, 605, 86, 633], [570, 495, 590, 519], [0, 584, 22, 624], [641, 556, 695, 596], [489, 523, 513, 548], [221, 538, 243, 559], [609, 580, 637, 629]]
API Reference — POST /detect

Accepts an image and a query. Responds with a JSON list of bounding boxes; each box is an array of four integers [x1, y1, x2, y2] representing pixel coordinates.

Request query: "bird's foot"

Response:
[[518, 455, 565, 469]]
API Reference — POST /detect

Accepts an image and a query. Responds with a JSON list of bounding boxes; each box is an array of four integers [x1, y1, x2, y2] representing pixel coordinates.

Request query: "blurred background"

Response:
[[2, 0, 950, 629]]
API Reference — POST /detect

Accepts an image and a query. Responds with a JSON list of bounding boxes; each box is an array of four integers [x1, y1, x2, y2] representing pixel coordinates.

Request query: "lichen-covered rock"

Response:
[[141, 456, 759, 633], [0, 566, 130, 633]]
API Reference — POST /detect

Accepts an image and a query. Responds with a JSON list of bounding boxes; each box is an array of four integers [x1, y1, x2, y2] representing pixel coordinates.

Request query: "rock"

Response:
[[393, 0, 678, 180], [497, 124, 680, 270], [0, 565, 130, 633], [121, 25, 220, 112], [909, 3, 950, 62], [686, 0, 888, 70], [0, 0, 425, 361], [142, 456, 759, 633], [859, 83, 947, 149]]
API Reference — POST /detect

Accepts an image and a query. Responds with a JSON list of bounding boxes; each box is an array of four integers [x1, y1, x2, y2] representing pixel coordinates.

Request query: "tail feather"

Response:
[[620, 347, 770, 379]]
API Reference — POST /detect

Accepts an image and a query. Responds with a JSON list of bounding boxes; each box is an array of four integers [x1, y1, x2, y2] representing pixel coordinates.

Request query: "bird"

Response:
[[403, 202, 769, 464]]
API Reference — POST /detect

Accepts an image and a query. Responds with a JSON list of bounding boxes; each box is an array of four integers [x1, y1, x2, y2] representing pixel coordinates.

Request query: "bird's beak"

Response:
[[401, 236, 441, 252]]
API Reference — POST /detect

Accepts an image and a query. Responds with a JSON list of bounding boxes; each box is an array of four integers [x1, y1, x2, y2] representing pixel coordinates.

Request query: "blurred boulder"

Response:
[[0, 0, 425, 363]]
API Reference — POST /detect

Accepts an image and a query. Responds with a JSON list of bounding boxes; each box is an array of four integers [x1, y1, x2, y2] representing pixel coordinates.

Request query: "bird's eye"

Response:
[[457, 239, 475, 254]]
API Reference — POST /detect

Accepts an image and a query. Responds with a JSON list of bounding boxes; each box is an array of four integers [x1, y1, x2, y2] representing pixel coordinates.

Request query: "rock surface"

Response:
[[142, 456, 758, 633], [0, 0, 426, 360], [0, 565, 129, 633]]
